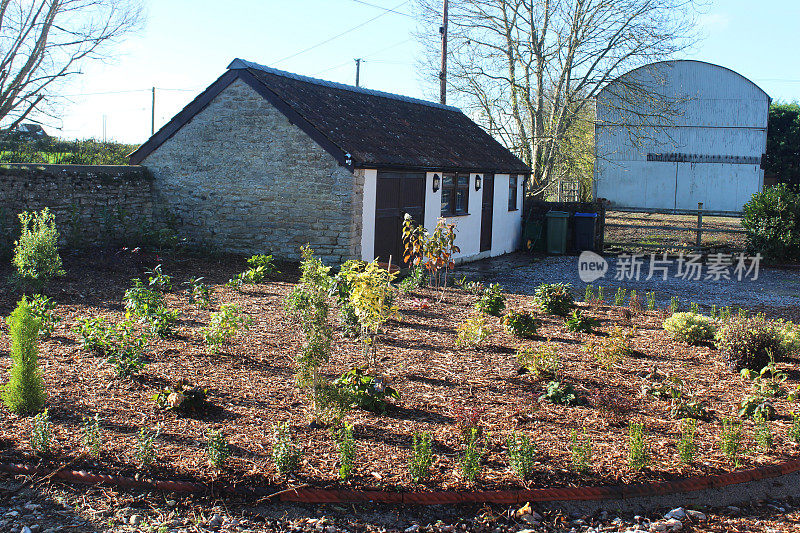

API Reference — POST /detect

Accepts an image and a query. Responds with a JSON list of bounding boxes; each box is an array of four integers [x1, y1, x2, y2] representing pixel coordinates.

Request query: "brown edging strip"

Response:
[[2, 459, 800, 505]]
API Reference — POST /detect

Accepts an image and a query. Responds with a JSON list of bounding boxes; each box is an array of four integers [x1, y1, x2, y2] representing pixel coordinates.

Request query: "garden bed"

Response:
[[0, 250, 798, 493]]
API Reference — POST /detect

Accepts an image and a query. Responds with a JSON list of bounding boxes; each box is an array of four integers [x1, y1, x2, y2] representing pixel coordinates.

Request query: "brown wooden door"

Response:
[[374, 171, 426, 265], [480, 174, 494, 252]]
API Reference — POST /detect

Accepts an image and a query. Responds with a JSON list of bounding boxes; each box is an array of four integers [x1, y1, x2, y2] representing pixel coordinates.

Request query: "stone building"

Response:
[[130, 59, 530, 264]]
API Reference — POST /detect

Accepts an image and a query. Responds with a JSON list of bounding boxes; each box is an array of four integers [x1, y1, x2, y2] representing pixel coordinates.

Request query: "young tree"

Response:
[[414, 0, 700, 194], [3, 297, 46, 415], [0, 0, 143, 129]]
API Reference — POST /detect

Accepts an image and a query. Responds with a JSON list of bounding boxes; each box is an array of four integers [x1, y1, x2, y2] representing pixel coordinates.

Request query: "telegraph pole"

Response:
[[151, 87, 155, 136], [354, 58, 362, 87], [439, 0, 448, 105]]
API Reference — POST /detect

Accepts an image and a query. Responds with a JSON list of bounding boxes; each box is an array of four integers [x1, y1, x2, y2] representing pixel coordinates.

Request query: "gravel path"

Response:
[[1, 478, 799, 532], [455, 253, 800, 315]]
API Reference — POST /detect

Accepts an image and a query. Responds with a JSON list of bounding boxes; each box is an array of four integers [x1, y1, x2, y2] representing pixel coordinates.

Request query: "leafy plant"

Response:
[[335, 422, 356, 480], [789, 411, 800, 445], [501, 309, 539, 338], [12, 208, 64, 289], [539, 380, 585, 406], [29, 294, 61, 338], [145, 264, 172, 291], [30, 408, 52, 455], [450, 401, 486, 441], [570, 428, 592, 473], [104, 320, 148, 377], [720, 417, 744, 466], [206, 429, 230, 468], [690, 302, 700, 314], [614, 288, 627, 306], [203, 304, 252, 353], [646, 292, 656, 311], [455, 276, 485, 295], [332, 366, 399, 413], [670, 296, 680, 314], [475, 283, 506, 316], [247, 253, 279, 279], [460, 428, 482, 482], [583, 326, 633, 370], [663, 312, 716, 345], [398, 266, 426, 293], [564, 309, 600, 333], [184, 276, 212, 307], [715, 316, 787, 371], [124, 279, 179, 337], [152, 380, 210, 414], [517, 343, 560, 379], [742, 182, 800, 262], [402, 215, 460, 294], [81, 414, 103, 458], [136, 425, 159, 467], [584, 284, 594, 302], [456, 312, 491, 347], [506, 432, 536, 480], [754, 411, 773, 451], [3, 297, 46, 414], [533, 283, 575, 316], [628, 422, 649, 471], [409, 431, 434, 482], [678, 418, 697, 465], [628, 290, 643, 313], [272, 422, 302, 475]]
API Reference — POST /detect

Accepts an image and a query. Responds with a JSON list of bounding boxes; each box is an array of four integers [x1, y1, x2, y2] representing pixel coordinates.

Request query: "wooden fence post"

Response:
[[696, 202, 704, 248]]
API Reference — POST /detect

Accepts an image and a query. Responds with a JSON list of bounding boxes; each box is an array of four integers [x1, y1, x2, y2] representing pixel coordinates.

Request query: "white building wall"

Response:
[[491, 174, 523, 256], [595, 60, 770, 212], [360, 168, 378, 261]]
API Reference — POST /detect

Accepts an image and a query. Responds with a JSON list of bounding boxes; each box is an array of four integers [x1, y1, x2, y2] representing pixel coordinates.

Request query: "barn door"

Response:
[[480, 174, 495, 252], [374, 171, 426, 265]]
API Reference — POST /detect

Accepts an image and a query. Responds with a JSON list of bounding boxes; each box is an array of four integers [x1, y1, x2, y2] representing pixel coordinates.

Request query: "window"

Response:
[[440, 172, 470, 216], [508, 174, 519, 211]]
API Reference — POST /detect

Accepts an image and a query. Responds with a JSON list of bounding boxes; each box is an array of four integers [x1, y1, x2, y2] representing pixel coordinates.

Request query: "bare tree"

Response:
[[414, 0, 701, 195], [0, 0, 143, 129]]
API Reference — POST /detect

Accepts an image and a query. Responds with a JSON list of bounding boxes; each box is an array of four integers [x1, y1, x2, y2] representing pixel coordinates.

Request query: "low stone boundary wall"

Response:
[[0, 164, 157, 254]]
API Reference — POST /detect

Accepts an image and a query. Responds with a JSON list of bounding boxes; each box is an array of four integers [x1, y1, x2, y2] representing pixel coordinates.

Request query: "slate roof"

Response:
[[130, 59, 530, 174]]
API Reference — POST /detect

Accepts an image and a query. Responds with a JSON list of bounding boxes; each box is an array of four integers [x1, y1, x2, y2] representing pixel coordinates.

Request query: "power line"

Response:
[[60, 87, 201, 97], [348, 0, 414, 18], [271, 0, 410, 66], [313, 38, 412, 76]]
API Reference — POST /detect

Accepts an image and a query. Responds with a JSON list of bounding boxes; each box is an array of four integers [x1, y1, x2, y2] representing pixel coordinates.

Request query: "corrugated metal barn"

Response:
[[594, 60, 770, 212]]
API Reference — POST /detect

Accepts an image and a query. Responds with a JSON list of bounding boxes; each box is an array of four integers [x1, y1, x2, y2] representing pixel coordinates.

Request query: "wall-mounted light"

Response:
[[475, 174, 482, 191], [432, 173, 441, 192]]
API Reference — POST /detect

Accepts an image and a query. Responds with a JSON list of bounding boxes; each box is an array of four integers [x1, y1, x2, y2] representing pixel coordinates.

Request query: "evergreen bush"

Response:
[[3, 297, 46, 414]]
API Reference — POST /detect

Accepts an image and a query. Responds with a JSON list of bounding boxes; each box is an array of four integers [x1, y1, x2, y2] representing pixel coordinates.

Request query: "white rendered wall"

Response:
[[491, 174, 523, 256], [360, 168, 378, 261]]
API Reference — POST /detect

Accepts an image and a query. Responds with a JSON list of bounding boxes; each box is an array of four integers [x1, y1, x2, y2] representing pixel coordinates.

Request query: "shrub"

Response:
[[789, 411, 800, 445], [125, 279, 180, 337], [754, 411, 773, 451], [715, 316, 786, 371], [409, 431, 433, 482], [456, 313, 491, 347], [533, 283, 575, 316], [12, 208, 64, 288], [570, 428, 592, 473], [742, 183, 800, 262], [506, 432, 536, 480], [663, 312, 716, 345], [670, 296, 680, 314], [584, 285, 594, 302], [564, 309, 600, 333], [203, 304, 253, 353], [539, 380, 584, 406], [614, 288, 627, 306], [136, 426, 159, 467], [450, 402, 486, 441], [402, 215, 460, 292], [81, 414, 103, 458], [475, 283, 506, 316], [145, 264, 172, 291], [29, 294, 61, 339], [206, 429, 230, 468], [332, 366, 399, 413], [398, 266, 426, 293], [501, 309, 538, 338], [184, 276, 212, 308], [105, 320, 148, 377], [335, 423, 356, 480], [247, 253, 279, 279], [776, 320, 800, 356], [628, 422, 649, 471], [460, 428, 482, 482], [583, 326, 633, 370], [720, 417, 744, 466], [3, 297, 46, 414], [646, 292, 656, 311], [30, 408, 52, 455], [455, 276, 484, 295], [272, 422, 301, 475], [678, 418, 697, 465], [517, 343, 560, 379]]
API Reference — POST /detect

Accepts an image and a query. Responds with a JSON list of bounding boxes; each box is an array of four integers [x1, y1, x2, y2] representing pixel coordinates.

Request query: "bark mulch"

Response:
[[0, 250, 798, 494]]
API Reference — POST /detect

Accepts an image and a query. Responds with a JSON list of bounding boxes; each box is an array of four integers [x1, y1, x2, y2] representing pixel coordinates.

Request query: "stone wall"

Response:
[[0, 164, 156, 255], [142, 79, 364, 264]]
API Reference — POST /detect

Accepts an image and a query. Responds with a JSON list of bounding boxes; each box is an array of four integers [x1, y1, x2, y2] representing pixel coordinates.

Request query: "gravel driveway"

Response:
[[455, 252, 800, 315]]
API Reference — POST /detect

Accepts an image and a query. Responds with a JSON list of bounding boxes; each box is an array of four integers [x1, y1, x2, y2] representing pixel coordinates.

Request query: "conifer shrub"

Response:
[[3, 297, 46, 414]]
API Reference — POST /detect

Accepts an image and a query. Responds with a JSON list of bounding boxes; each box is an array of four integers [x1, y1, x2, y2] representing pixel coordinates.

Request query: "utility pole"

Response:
[[354, 58, 362, 87], [151, 87, 155, 136], [439, 0, 448, 105]]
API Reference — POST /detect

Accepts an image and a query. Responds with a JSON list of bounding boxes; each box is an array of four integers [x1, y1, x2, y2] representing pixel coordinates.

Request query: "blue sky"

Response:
[[52, 0, 800, 144]]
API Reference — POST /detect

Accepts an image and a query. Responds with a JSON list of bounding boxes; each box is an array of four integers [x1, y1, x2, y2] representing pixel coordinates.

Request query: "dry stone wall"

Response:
[[142, 79, 364, 264], [0, 164, 156, 255]]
